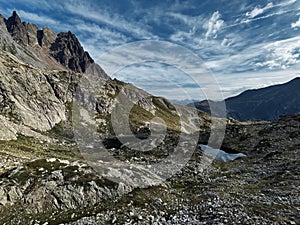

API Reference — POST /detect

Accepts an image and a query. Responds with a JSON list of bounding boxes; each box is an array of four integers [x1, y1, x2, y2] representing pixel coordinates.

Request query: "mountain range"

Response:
[[189, 77, 300, 121], [0, 11, 204, 140], [0, 11, 298, 225]]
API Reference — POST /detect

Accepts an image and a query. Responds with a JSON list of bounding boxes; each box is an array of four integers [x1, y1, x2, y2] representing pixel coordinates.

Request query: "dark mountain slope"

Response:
[[190, 77, 300, 121]]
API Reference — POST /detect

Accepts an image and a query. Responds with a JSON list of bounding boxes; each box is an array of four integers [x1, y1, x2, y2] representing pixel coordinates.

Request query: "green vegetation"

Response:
[[0, 135, 81, 161], [151, 96, 181, 132]]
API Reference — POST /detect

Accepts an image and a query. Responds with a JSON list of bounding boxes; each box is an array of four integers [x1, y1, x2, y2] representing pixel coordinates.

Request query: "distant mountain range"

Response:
[[189, 77, 300, 121], [170, 99, 199, 106]]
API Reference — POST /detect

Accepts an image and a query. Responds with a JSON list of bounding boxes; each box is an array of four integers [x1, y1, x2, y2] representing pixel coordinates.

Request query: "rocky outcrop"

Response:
[[0, 14, 6, 27], [37, 26, 57, 49], [0, 13, 53, 69], [50, 31, 94, 73], [5, 11, 28, 45], [5, 11, 50, 48], [0, 49, 76, 137], [0, 158, 120, 224], [0, 115, 298, 225], [2, 11, 106, 75], [24, 22, 39, 46]]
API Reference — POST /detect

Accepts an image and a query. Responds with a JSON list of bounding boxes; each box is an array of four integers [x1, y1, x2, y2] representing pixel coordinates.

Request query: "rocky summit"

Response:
[[1, 11, 103, 75], [5, 11, 27, 45], [0, 11, 299, 225], [50, 31, 94, 73]]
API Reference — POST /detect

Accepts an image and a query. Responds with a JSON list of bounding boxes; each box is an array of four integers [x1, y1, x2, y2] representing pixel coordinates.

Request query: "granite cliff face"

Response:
[[0, 50, 68, 134], [37, 26, 57, 49]]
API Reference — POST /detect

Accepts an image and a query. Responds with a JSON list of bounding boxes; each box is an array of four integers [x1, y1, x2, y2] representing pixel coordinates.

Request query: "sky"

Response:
[[1, 0, 300, 102]]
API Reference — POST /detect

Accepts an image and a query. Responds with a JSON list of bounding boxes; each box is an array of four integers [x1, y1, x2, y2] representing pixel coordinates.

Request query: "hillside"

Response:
[[190, 77, 300, 121]]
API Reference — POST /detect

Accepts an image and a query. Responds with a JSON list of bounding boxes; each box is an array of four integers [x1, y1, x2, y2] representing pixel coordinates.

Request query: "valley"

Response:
[[0, 10, 298, 225]]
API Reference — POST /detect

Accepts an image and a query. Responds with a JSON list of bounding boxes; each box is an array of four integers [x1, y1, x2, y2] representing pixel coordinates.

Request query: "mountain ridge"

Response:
[[0, 10, 203, 141], [1, 11, 106, 76], [189, 77, 300, 121]]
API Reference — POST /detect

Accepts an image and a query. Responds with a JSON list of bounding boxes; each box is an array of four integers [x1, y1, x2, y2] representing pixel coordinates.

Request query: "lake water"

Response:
[[199, 144, 246, 162]]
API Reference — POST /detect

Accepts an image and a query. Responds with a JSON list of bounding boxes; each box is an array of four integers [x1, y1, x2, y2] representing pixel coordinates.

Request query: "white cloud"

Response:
[[203, 36, 300, 74], [291, 17, 300, 28], [113, 62, 206, 100], [221, 38, 233, 47], [256, 36, 300, 69], [63, 0, 156, 39], [204, 11, 224, 40], [8, 9, 59, 27], [215, 67, 300, 98], [226, 8, 297, 29], [167, 12, 205, 30], [238, 0, 300, 25], [245, 3, 273, 19]]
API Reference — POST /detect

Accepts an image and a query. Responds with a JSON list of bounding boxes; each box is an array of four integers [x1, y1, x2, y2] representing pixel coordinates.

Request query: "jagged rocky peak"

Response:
[[37, 26, 57, 48], [24, 22, 39, 46], [50, 31, 94, 73], [5, 11, 56, 48], [2, 11, 102, 74], [5, 11, 28, 45]]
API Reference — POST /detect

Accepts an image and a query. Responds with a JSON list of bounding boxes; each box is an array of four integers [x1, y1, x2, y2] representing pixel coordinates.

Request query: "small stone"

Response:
[[137, 215, 143, 220], [112, 216, 117, 224]]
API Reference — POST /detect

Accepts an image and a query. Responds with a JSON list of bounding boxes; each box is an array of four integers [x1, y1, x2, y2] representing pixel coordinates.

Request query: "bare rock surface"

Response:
[[50, 31, 94, 73]]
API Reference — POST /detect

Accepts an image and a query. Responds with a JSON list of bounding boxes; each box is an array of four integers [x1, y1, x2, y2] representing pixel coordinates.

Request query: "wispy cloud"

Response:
[[114, 62, 205, 100], [256, 36, 300, 69], [71, 21, 131, 61], [245, 0, 298, 20], [291, 17, 300, 28], [224, 8, 298, 30], [5, 9, 59, 27], [215, 65, 300, 98], [116, 61, 300, 100], [1, 0, 63, 12], [1, 0, 300, 101], [204, 11, 224, 40], [204, 36, 300, 74], [167, 12, 205, 32], [62, 0, 156, 39], [245, 2, 273, 19], [224, 0, 300, 27]]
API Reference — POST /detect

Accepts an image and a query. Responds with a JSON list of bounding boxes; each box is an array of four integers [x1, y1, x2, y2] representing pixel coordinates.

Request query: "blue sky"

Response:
[[1, 0, 300, 101]]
